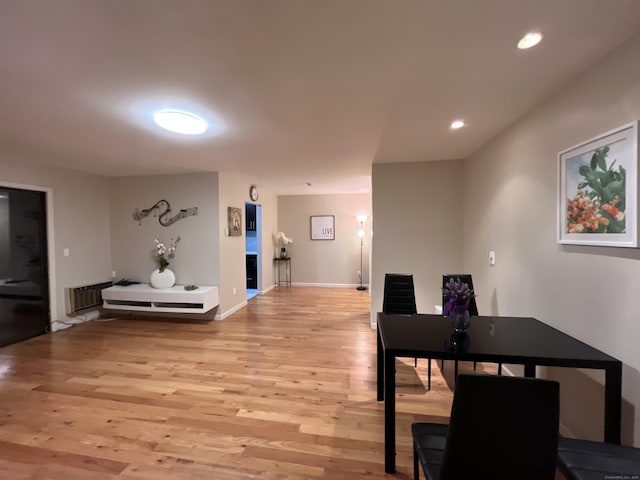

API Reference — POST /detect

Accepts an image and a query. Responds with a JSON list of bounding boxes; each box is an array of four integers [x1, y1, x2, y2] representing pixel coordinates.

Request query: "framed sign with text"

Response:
[[310, 215, 335, 240]]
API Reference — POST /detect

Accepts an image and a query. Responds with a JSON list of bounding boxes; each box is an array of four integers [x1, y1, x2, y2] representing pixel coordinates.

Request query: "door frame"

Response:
[[244, 202, 262, 294], [255, 204, 262, 292], [0, 181, 57, 325]]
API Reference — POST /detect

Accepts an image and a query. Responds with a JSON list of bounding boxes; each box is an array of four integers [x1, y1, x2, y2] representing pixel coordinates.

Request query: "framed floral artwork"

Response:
[[558, 121, 638, 247], [310, 215, 335, 240]]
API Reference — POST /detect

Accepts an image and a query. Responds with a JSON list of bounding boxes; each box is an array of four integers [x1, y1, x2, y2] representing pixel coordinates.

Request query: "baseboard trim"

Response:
[[215, 300, 248, 320], [559, 422, 575, 438], [291, 282, 370, 289], [260, 284, 275, 294]]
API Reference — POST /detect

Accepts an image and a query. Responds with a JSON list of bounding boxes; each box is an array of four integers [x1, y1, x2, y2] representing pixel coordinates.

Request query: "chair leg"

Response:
[[473, 361, 477, 370], [454, 360, 459, 384], [415, 357, 417, 368], [498, 363, 502, 376], [427, 359, 431, 391], [413, 441, 419, 480]]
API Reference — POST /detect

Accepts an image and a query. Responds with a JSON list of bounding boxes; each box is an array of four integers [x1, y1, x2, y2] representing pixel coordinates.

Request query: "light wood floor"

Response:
[[0, 287, 501, 479]]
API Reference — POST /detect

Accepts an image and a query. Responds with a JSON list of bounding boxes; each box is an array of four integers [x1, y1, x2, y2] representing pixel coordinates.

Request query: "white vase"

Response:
[[150, 268, 175, 289]]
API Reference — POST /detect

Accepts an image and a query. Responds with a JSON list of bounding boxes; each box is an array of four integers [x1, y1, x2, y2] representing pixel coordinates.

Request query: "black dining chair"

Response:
[[412, 374, 560, 480], [557, 436, 640, 480], [442, 274, 502, 377], [382, 273, 432, 390]]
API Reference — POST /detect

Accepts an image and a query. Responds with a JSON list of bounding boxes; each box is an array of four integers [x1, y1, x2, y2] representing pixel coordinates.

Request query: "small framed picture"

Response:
[[228, 207, 242, 237], [310, 215, 335, 240], [558, 121, 638, 247]]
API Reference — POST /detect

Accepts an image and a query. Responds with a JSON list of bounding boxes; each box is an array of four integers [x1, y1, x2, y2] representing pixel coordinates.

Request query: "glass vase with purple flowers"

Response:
[[442, 277, 476, 333]]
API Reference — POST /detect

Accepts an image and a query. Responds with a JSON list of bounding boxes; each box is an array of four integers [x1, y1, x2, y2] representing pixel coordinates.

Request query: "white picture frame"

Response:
[[558, 121, 638, 247], [310, 215, 335, 240]]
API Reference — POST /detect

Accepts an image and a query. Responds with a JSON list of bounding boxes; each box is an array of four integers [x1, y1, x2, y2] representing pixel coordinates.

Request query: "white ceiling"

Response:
[[1, 1, 640, 195]]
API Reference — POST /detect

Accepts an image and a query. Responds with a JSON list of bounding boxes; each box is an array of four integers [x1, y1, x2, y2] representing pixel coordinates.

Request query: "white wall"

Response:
[[0, 152, 112, 326], [0, 162, 278, 325], [109, 173, 220, 289], [218, 173, 278, 318], [278, 193, 371, 287], [258, 188, 278, 293], [371, 160, 464, 326], [463, 33, 640, 445]]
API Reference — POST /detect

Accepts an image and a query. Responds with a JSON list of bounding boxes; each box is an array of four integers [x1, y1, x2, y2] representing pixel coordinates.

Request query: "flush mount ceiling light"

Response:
[[450, 120, 465, 130], [153, 110, 208, 135], [517, 32, 543, 50]]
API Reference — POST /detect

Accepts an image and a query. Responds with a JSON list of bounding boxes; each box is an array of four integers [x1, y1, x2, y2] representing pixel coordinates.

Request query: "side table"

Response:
[[274, 257, 291, 286]]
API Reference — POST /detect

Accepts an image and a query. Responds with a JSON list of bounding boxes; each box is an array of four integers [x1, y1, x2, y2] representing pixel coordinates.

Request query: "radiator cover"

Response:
[[65, 281, 113, 314]]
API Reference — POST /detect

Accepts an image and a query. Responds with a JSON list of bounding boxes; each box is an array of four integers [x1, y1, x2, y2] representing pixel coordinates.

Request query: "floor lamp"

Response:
[[357, 215, 367, 291]]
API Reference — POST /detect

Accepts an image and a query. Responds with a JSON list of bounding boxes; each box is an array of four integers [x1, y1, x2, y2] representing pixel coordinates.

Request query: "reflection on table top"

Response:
[[377, 313, 619, 366]]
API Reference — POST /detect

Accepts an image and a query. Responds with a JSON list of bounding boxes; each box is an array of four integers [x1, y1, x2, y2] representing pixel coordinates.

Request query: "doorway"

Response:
[[0, 187, 50, 347], [245, 202, 262, 300]]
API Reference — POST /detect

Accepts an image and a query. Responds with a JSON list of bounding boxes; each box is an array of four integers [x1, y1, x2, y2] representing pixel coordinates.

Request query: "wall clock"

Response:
[[249, 185, 259, 201]]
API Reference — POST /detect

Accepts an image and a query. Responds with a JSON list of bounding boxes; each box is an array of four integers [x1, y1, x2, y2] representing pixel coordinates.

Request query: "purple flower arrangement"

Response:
[[442, 277, 475, 315]]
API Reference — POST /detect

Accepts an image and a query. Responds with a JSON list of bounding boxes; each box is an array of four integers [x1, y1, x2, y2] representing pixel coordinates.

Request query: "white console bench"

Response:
[[102, 284, 219, 314]]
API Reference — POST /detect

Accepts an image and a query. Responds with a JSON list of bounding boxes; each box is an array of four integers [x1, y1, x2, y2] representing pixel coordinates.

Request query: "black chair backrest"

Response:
[[442, 273, 479, 316], [382, 273, 417, 315], [440, 374, 560, 480]]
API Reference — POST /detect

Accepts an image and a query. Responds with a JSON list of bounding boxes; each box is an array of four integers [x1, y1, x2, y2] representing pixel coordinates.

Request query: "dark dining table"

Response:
[[376, 313, 623, 474]]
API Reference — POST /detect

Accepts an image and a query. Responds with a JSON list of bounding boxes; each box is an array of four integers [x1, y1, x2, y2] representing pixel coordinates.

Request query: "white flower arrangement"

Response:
[[153, 234, 180, 272], [274, 232, 293, 258], [275, 232, 293, 246]]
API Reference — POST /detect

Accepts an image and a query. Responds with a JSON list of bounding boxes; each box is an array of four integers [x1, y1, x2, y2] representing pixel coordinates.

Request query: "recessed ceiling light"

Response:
[[517, 32, 543, 50], [153, 110, 208, 135], [450, 120, 465, 130]]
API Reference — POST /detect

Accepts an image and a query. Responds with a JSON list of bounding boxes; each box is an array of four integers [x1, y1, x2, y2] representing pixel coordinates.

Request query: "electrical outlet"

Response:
[[63, 248, 70, 257], [489, 321, 495, 337], [489, 250, 496, 266], [233, 287, 237, 295], [112, 271, 116, 278]]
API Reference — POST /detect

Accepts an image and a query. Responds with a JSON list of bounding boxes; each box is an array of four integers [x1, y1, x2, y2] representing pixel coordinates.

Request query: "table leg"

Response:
[[384, 352, 396, 473], [604, 363, 622, 444], [524, 362, 536, 378], [377, 326, 384, 401]]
